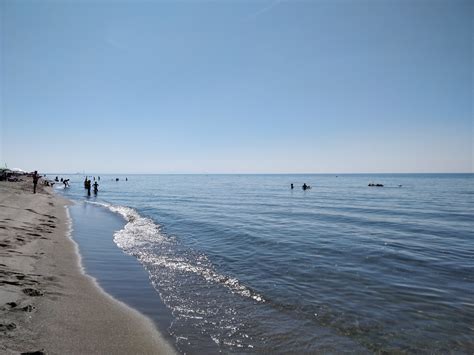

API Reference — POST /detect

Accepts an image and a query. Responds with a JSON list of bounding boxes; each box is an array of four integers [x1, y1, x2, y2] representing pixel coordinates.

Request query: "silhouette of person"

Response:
[[32, 171, 41, 194], [86, 179, 91, 196], [93, 181, 99, 194], [302, 183, 307, 190], [291, 183, 294, 189]]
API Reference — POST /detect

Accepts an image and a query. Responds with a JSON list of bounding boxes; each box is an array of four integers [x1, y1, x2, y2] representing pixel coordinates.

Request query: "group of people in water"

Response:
[[84, 176, 99, 196], [291, 183, 312, 190], [54, 176, 70, 188], [292, 182, 398, 190], [31, 173, 132, 196], [51, 175, 128, 196], [33, 174, 398, 198]]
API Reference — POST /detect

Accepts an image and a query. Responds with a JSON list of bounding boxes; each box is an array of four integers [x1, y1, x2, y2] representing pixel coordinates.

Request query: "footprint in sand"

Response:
[[22, 288, 44, 297], [12, 226, 28, 231], [3, 249, 21, 254], [0, 322, 17, 331], [1, 302, 34, 312], [21, 305, 35, 312], [43, 276, 58, 282], [1, 280, 22, 286]]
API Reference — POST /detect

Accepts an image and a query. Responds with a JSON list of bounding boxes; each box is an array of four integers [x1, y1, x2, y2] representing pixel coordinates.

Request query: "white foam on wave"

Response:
[[146, 254, 264, 302], [88, 201, 265, 303]]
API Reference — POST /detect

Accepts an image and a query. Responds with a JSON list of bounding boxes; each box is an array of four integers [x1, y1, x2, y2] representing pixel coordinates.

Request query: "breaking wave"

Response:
[[87, 201, 268, 351], [89, 201, 265, 303]]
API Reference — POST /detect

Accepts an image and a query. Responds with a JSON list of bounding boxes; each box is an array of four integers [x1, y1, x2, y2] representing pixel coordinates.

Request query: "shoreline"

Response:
[[66, 200, 177, 351], [0, 180, 176, 354]]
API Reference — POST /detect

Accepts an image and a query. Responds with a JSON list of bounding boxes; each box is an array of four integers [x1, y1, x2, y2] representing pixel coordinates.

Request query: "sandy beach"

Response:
[[0, 179, 175, 354]]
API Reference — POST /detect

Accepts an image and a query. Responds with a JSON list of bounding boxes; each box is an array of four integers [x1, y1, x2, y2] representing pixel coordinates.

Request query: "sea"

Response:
[[53, 174, 473, 354]]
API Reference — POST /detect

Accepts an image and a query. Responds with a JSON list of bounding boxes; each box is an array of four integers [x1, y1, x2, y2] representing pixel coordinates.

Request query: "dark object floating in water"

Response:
[[368, 183, 384, 187], [302, 183, 311, 190]]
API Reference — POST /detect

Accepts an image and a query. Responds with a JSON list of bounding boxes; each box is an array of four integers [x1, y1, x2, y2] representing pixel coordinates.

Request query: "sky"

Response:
[[1, 0, 472, 173]]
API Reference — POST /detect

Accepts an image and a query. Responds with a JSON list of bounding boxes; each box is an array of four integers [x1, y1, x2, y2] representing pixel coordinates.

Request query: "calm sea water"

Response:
[[55, 174, 474, 353]]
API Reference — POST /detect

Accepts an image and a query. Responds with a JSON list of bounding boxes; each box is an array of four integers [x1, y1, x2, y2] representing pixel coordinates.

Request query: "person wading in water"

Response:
[[85, 179, 91, 196]]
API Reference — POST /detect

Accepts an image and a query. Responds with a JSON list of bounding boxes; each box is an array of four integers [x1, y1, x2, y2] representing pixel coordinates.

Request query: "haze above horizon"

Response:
[[1, 0, 472, 174]]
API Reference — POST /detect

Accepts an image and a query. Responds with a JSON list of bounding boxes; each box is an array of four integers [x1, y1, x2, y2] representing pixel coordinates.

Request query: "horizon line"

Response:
[[43, 172, 474, 175]]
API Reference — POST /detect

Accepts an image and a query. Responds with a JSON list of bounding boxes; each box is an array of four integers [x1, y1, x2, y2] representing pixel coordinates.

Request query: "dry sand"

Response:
[[0, 179, 176, 354]]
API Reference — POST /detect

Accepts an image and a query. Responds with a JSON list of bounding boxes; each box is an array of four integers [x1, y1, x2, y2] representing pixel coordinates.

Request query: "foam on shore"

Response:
[[90, 201, 265, 303]]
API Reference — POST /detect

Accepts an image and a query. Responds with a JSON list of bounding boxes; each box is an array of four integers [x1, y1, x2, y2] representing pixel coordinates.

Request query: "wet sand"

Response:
[[0, 179, 176, 354]]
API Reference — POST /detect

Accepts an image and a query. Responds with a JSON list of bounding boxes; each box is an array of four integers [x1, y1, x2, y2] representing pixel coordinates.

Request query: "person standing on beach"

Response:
[[32, 171, 41, 194], [93, 181, 99, 195]]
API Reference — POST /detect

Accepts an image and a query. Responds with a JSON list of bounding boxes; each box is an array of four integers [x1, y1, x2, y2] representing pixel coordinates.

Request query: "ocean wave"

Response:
[[88, 201, 265, 303]]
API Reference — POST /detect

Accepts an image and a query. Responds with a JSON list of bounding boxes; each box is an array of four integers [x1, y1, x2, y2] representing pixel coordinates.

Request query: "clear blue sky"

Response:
[[1, 0, 472, 173]]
